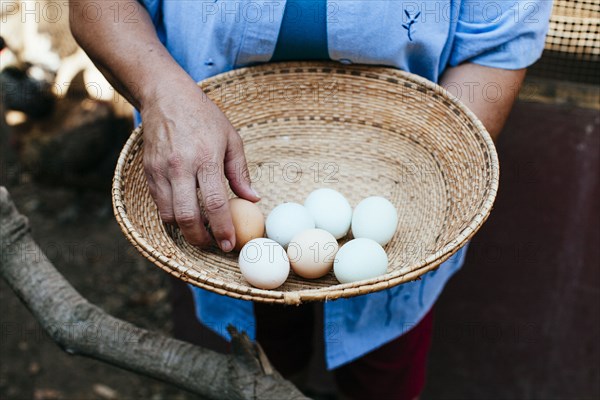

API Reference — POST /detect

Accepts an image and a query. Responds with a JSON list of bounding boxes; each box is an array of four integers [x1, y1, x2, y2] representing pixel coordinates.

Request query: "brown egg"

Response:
[[229, 198, 265, 251], [287, 229, 339, 279]]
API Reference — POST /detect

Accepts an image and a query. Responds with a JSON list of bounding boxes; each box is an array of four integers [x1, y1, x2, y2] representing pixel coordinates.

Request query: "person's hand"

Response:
[[140, 80, 259, 251]]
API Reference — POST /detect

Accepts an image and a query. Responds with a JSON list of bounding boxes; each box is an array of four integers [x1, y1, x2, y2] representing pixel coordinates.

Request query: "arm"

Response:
[[440, 63, 526, 141], [69, 0, 259, 251], [441, 0, 552, 140]]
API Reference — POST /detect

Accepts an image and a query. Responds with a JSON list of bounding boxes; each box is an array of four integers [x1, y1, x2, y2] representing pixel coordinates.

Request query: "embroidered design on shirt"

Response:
[[402, 10, 421, 41]]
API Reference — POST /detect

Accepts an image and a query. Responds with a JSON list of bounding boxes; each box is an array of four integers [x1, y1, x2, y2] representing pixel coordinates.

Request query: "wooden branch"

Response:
[[0, 186, 308, 400]]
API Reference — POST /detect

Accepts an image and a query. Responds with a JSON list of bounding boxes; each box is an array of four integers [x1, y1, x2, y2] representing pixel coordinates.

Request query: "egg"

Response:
[[229, 198, 265, 251], [287, 229, 339, 279], [238, 238, 290, 289], [304, 188, 352, 239], [351, 196, 398, 245], [333, 238, 388, 283], [266, 202, 315, 248]]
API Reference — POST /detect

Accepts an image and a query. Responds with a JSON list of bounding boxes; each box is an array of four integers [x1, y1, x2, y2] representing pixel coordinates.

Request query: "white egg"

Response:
[[351, 196, 398, 245], [238, 238, 290, 289], [304, 188, 352, 239], [333, 238, 388, 284], [266, 202, 315, 248]]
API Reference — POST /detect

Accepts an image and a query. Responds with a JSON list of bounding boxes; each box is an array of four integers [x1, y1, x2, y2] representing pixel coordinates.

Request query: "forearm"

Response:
[[69, 0, 195, 110], [440, 63, 526, 141], [69, 1, 257, 249]]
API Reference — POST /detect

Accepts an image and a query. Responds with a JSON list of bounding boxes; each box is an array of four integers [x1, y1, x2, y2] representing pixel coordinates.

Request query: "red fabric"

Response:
[[333, 308, 435, 400], [255, 302, 435, 400]]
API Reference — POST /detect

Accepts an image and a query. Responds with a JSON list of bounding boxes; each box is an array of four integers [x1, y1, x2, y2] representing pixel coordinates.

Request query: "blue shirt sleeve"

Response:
[[449, 0, 553, 69], [136, 0, 161, 24]]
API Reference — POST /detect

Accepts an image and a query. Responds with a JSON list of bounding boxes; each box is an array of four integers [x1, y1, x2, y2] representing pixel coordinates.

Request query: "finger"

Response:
[[197, 161, 236, 252], [146, 171, 176, 224], [170, 174, 211, 247], [224, 133, 260, 202], [195, 188, 209, 226]]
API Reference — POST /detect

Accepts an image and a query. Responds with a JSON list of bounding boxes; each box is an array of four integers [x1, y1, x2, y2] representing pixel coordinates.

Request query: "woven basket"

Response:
[[112, 62, 499, 305]]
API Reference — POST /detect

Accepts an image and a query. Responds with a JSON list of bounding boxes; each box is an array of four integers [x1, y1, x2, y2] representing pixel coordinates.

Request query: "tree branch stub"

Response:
[[0, 186, 308, 400]]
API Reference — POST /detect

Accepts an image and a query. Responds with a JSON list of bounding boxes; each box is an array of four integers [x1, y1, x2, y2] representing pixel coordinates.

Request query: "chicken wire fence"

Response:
[[529, 0, 600, 85]]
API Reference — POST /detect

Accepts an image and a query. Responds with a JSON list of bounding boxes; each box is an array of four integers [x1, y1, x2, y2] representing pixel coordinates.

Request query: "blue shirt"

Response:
[[137, 0, 552, 369], [271, 0, 328, 61]]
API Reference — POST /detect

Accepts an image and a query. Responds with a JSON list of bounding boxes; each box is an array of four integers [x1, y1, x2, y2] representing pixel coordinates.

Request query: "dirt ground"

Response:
[[0, 173, 204, 399]]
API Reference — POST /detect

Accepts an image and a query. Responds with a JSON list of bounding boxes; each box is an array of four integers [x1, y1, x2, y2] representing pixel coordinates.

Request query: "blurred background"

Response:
[[1, 1, 598, 399]]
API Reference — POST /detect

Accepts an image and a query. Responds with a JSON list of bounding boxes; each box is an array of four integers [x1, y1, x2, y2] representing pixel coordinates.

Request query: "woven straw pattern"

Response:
[[112, 62, 499, 305], [530, 0, 600, 84]]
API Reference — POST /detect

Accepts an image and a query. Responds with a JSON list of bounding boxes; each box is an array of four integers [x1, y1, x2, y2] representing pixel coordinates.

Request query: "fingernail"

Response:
[[251, 186, 260, 198], [221, 240, 233, 252]]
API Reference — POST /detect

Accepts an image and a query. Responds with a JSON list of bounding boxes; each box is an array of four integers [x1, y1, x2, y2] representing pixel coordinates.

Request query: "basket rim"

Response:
[[112, 61, 499, 305]]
